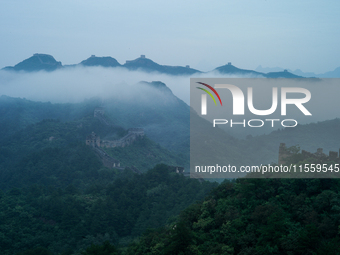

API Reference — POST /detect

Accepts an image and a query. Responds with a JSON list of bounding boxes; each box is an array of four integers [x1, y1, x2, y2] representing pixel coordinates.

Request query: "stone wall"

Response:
[[93, 146, 120, 168], [87, 130, 144, 149], [94, 108, 113, 126], [90, 108, 145, 148], [278, 143, 340, 164]]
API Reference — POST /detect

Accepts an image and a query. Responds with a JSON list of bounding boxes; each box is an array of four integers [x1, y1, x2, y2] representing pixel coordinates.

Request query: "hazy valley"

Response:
[[1, 54, 340, 254]]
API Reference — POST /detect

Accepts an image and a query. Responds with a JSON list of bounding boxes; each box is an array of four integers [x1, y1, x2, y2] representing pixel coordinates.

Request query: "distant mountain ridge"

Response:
[[2, 54, 200, 76], [215, 62, 264, 76], [80, 55, 121, 67], [0, 80, 191, 164], [318, 66, 340, 78], [256, 65, 340, 78], [3, 53, 62, 72], [2, 53, 340, 77], [123, 55, 200, 75]]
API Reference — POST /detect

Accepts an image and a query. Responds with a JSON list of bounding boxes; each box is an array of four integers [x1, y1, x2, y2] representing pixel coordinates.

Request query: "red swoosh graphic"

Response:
[[197, 82, 223, 106]]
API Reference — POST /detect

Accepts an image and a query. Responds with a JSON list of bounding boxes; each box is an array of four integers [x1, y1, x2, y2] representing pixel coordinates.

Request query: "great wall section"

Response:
[[86, 129, 145, 149], [91, 109, 340, 176], [86, 108, 143, 174], [86, 107, 189, 176], [278, 143, 340, 165]]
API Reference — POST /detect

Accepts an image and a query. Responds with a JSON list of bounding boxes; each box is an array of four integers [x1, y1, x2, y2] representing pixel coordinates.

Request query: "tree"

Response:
[[17, 247, 53, 255], [163, 221, 193, 255], [82, 241, 120, 255]]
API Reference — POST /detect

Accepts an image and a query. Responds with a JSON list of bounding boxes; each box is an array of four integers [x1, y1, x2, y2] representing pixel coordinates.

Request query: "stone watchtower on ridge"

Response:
[[278, 143, 340, 165], [94, 107, 105, 118], [86, 132, 100, 147]]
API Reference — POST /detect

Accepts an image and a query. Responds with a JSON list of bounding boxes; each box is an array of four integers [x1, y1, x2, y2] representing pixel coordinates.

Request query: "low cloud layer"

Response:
[[1, 68, 339, 138], [0, 67, 192, 104], [0, 67, 264, 106]]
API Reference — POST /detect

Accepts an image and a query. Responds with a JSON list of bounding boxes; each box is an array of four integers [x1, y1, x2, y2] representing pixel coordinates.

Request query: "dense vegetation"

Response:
[[104, 136, 187, 170], [0, 96, 101, 141], [2, 93, 340, 254], [0, 113, 186, 190], [127, 177, 340, 254], [0, 83, 191, 160], [191, 105, 340, 171], [3, 95, 340, 173], [0, 93, 195, 254], [0, 164, 216, 255]]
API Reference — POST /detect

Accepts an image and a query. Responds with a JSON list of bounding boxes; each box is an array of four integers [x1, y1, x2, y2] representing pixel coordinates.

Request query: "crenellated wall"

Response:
[[86, 129, 144, 149], [85, 108, 144, 171], [278, 143, 340, 165]]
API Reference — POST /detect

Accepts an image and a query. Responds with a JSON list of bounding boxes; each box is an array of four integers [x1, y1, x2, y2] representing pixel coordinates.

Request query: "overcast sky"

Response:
[[0, 0, 339, 73]]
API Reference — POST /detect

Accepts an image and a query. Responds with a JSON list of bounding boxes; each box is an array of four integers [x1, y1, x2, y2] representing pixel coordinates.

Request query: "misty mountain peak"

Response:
[[80, 55, 121, 67], [3, 53, 62, 72], [123, 55, 201, 75], [124, 55, 161, 71], [8, 53, 340, 77], [215, 62, 264, 76], [139, 81, 173, 94], [265, 69, 302, 78]]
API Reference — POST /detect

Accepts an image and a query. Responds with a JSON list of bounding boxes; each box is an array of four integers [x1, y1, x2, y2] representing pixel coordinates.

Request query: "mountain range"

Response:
[[5, 53, 340, 78], [256, 65, 340, 78], [2, 79, 340, 179], [1, 69, 340, 253]]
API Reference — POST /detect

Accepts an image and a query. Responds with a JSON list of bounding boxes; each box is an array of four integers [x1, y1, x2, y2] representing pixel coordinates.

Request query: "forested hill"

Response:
[[0, 164, 217, 255], [191, 105, 340, 168], [2, 94, 340, 178], [0, 80, 190, 158], [0, 115, 188, 191], [2, 83, 340, 254], [0, 95, 99, 141], [0, 84, 217, 254], [127, 177, 340, 254]]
